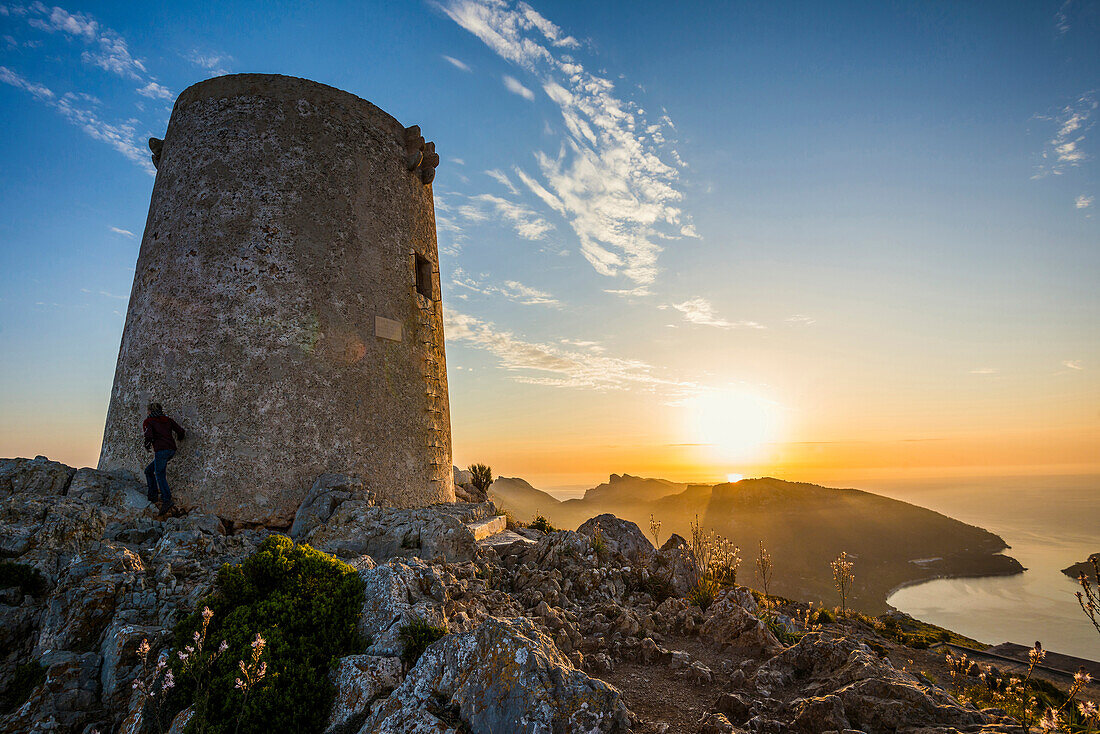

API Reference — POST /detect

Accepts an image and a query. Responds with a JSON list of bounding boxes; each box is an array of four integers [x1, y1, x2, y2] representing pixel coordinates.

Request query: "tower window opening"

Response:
[[414, 253, 433, 299]]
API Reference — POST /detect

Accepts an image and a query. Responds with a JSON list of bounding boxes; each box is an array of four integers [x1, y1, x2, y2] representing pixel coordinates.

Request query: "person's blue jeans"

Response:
[[145, 449, 176, 505]]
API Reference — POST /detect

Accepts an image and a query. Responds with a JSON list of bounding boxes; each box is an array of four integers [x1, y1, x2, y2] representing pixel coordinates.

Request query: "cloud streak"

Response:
[[439, 0, 691, 289], [445, 308, 693, 392], [1035, 92, 1097, 177], [502, 74, 534, 100], [0, 66, 154, 173], [670, 298, 765, 330], [452, 268, 559, 306]]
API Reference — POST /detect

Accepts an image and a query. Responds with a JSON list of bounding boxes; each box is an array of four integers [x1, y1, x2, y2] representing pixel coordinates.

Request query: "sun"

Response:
[[683, 388, 780, 462], [726, 473, 745, 483]]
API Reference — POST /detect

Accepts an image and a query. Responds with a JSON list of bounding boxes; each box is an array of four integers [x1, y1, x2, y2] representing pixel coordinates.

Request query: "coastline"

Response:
[[883, 557, 1028, 609]]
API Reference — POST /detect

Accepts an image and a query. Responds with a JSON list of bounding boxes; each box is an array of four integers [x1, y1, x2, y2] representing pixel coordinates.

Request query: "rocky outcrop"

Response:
[[699, 588, 782, 656], [578, 513, 656, 566], [326, 655, 403, 734], [0, 457, 1019, 734], [364, 617, 632, 733], [292, 483, 493, 563], [752, 634, 987, 733]]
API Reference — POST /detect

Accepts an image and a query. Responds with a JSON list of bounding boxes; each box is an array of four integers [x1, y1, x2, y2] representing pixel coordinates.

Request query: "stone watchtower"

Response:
[[98, 74, 454, 524]]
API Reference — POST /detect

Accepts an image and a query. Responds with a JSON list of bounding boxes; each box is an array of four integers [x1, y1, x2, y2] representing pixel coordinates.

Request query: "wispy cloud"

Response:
[[485, 168, 520, 195], [1055, 0, 1073, 35], [439, 0, 691, 289], [502, 73, 534, 100], [445, 308, 693, 392], [441, 54, 471, 72], [1035, 92, 1097, 177], [970, 367, 998, 375], [457, 193, 554, 240], [452, 268, 559, 306], [184, 50, 233, 77], [109, 226, 135, 238], [1062, 359, 1084, 370], [1075, 194, 1094, 209], [668, 297, 765, 330], [81, 287, 127, 300], [136, 81, 172, 100], [0, 64, 53, 100], [0, 67, 154, 173], [24, 4, 152, 83], [785, 314, 816, 326]]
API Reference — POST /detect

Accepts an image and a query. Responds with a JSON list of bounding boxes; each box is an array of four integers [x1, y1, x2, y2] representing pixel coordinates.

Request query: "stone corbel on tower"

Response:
[[404, 125, 439, 185], [149, 137, 163, 169]]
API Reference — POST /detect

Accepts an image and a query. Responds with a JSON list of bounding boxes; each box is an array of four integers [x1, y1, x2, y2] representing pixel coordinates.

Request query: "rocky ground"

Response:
[[1, 456, 1095, 733]]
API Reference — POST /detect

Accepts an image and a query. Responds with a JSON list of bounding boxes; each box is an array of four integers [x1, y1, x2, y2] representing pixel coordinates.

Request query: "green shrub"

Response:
[[398, 618, 448, 669], [529, 514, 556, 533], [813, 607, 836, 625], [687, 576, 720, 611], [0, 561, 47, 596], [168, 535, 364, 734], [0, 661, 46, 713]]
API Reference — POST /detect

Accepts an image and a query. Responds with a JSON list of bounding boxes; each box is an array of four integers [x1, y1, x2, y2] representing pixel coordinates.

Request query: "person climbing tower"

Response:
[[142, 402, 185, 515]]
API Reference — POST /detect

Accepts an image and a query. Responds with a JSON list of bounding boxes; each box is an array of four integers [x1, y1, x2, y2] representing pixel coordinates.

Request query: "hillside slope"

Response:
[[492, 474, 1023, 614]]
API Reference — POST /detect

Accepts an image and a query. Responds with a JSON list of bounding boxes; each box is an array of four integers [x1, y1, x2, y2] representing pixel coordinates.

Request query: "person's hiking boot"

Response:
[[157, 500, 175, 518]]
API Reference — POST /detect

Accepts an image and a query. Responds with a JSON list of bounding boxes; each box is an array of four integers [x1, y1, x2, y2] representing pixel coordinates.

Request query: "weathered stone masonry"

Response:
[[98, 74, 454, 524]]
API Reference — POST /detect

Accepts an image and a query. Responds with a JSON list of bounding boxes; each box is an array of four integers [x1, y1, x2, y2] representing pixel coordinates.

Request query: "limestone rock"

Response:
[[363, 617, 632, 733], [700, 588, 782, 656], [577, 514, 655, 565], [300, 501, 493, 563], [1, 651, 101, 734], [754, 634, 985, 732], [0, 456, 74, 498], [290, 474, 373, 540], [359, 558, 451, 657], [653, 533, 697, 597], [326, 655, 403, 734]]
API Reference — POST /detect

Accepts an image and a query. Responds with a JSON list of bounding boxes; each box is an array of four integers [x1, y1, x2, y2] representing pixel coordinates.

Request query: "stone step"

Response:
[[464, 514, 507, 541], [478, 529, 537, 548]]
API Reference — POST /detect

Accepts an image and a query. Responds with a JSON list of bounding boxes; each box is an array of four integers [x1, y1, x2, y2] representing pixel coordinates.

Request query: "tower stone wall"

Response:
[[98, 74, 455, 524]]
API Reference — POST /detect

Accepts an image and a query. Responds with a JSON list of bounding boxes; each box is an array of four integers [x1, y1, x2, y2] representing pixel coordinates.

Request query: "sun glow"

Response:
[[726, 472, 744, 482], [684, 389, 781, 462]]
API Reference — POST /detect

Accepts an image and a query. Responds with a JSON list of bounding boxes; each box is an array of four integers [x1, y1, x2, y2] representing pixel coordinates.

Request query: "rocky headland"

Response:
[[490, 474, 1025, 614], [1062, 553, 1100, 580], [0, 456, 1088, 733]]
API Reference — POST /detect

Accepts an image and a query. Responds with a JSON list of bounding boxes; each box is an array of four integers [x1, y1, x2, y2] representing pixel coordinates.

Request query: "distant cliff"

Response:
[[490, 474, 1024, 614]]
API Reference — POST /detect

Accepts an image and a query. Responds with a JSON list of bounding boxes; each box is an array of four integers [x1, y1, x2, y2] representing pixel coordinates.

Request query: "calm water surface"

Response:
[[872, 475, 1099, 660]]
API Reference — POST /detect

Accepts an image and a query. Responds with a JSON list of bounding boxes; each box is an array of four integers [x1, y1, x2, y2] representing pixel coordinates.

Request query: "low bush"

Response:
[[398, 618, 448, 669], [529, 514, 556, 533], [0, 561, 47, 596], [687, 576, 720, 611], [167, 535, 364, 734]]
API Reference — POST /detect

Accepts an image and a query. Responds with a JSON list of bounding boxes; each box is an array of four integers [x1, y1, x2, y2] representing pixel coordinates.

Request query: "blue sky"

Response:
[[1, 1, 1097, 487]]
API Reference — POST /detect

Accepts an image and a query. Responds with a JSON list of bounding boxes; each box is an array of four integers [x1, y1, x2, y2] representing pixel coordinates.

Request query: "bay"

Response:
[[871, 474, 1099, 660]]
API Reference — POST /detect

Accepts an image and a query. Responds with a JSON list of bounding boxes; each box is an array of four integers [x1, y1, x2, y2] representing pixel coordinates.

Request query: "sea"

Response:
[[870, 474, 1100, 661]]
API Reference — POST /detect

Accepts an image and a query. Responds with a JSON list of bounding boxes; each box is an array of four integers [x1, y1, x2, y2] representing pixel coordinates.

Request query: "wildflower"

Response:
[[235, 678, 244, 689], [1074, 669, 1091, 685], [1028, 642, 1045, 665], [162, 670, 175, 691], [218, 640, 228, 654], [1080, 700, 1098, 720], [136, 639, 150, 656], [202, 606, 213, 622], [1038, 708, 1060, 732]]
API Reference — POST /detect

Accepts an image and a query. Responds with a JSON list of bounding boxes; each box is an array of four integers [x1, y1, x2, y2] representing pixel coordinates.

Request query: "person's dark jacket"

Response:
[[143, 415, 185, 452]]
